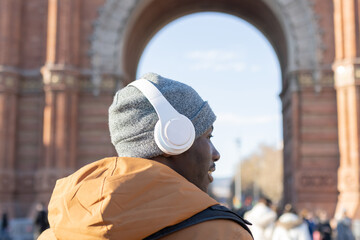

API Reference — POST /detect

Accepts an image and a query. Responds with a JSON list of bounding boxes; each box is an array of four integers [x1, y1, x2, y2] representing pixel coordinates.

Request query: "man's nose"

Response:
[[212, 144, 220, 162]]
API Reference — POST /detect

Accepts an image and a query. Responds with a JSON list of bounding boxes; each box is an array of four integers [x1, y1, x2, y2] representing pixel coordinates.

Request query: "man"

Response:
[[38, 73, 252, 239]]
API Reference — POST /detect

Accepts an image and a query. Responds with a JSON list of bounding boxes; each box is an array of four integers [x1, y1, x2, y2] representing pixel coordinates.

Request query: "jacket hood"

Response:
[[43, 157, 218, 240], [277, 212, 303, 230]]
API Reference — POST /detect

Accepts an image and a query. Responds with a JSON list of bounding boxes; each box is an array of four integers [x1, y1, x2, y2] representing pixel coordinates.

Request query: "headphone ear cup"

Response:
[[129, 79, 196, 155], [154, 116, 195, 155]]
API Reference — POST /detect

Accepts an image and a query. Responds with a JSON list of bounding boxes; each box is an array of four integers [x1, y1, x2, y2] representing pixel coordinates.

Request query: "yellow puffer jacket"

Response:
[[39, 157, 252, 240]]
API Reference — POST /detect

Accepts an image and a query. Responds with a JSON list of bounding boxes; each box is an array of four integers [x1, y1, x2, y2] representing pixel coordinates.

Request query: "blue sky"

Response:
[[137, 12, 282, 178]]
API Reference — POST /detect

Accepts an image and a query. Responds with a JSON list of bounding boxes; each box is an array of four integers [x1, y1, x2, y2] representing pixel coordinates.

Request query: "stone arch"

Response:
[[90, 0, 322, 87], [90, 0, 340, 214]]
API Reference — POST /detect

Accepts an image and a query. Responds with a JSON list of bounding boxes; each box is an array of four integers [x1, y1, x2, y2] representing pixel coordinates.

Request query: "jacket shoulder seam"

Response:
[[99, 157, 119, 232]]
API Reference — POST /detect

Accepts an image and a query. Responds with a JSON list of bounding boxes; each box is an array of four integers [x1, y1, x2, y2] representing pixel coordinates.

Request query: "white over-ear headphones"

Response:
[[130, 79, 195, 155]]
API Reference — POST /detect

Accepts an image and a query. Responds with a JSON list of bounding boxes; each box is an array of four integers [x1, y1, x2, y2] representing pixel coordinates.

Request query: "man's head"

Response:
[[109, 73, 220, 192]]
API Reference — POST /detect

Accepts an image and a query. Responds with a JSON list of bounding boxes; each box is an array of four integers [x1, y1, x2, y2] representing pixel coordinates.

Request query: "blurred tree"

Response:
[[234, 144, 283, 204]]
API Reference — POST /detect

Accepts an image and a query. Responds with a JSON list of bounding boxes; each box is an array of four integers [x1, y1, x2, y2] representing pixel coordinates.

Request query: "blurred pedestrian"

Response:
[[272, 204, 312, 240], [314, 210, 332, 240], [244, 197, 276, 240], [236, 196, 253, 218], [300, 208, 316, 239], [0, 213, 10, 240], [336, 210, 355, 240], [34, 203, 49, 239]]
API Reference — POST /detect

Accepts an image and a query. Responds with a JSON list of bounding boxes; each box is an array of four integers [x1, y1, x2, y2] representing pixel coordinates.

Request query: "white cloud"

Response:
[[216, 113, 280, 126], [187, 50, 237, 61], [191, 61, 246, 72], [185, 49, 247, 72]]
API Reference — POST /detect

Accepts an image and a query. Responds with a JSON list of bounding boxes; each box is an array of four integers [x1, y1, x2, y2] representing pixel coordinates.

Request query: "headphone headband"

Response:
[[130, 79, 179, 122]]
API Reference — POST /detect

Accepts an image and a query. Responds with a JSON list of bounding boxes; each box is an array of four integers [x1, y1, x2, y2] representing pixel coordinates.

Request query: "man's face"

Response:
[[171, 126, 220, 192]]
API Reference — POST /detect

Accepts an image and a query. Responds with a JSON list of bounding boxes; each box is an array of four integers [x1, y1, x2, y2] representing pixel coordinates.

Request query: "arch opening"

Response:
[[91, 0, 339, 216], [137, 12, 283, 204], [122, 0, 287, 84]]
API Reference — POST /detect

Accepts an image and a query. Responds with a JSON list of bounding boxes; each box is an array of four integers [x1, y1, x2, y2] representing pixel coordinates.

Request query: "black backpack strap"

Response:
[[144, 204, 253, 240]]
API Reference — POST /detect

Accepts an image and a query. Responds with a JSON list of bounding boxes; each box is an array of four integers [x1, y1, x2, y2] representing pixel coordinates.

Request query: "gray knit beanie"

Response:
[[108, 72, 216, 158]]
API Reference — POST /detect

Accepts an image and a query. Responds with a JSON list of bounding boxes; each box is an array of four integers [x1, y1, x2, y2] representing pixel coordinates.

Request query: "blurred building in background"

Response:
[[0, 0, 360, 223]]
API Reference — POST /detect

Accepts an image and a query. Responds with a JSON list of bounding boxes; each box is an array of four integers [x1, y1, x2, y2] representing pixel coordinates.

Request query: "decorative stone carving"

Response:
[[298, 73, 313, 87], [79, 75, 123, 93], [334, 61, 360, 88], [0, 70, 19, 92], [298, 171, 337, 191], [298, 72, 334, 87], [338, 167, 359, 192], [20, 78, 43, 93], [41, 67, 79, 91], [0, 171, 15, 192]]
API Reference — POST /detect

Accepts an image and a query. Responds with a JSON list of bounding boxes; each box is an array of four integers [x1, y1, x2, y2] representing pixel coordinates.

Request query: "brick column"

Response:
[[36, 0, 81, 201], [0, 70, 19, 216], [282, 71, 339, 215], [295, 72, 339, 215], [0, 0, 22, 217], [333, 0, 360, 219], [334, 61, 360, 219], [36, 67, 78, 199], [281, 74, 301, 206]]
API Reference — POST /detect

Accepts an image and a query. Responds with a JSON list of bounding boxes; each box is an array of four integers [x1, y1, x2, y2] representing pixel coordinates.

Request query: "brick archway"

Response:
[[1, 0, 359, 220], [91, 0, 323, 84], [91, 0, 339, 215]]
